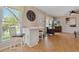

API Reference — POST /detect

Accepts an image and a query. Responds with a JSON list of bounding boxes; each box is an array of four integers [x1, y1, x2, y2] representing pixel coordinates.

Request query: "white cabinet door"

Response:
[[25, 29, 30, 46], [30, 29, 39, 47], [24, 28, 39, 47]]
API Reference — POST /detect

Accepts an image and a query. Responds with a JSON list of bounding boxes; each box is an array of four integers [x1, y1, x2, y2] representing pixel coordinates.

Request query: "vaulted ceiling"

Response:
[[36, 6, 79, 16]]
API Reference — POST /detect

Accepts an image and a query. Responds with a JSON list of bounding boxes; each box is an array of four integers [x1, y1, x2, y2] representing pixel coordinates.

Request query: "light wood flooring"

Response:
[[1, 33, 79, 52]]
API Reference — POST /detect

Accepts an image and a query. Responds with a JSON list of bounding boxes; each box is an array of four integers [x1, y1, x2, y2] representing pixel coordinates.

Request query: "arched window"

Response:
[[2, 7, 22, 41]]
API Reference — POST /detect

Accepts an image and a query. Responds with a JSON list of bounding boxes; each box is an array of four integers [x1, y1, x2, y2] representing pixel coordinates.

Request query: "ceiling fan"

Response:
[[69, 10, 79, 15]]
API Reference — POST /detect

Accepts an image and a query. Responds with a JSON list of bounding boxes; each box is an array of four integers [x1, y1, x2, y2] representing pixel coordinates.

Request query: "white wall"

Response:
[[22, 6, 46, 28], [59, 15, 79, 33]]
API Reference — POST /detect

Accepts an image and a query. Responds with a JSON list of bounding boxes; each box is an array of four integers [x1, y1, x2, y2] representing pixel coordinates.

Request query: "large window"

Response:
[[1, 7, 21, 41]]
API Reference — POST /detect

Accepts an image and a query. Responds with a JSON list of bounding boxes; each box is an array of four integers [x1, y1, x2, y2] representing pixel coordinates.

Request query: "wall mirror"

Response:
[[26, 10, 36, 22]]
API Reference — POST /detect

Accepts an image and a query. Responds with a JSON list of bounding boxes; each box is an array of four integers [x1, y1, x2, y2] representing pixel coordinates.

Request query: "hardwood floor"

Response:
[[1, 33, 79, 52]]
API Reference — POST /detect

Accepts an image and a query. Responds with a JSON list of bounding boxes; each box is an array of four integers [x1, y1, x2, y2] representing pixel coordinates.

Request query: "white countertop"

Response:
[[26, 27, 44, 29]]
